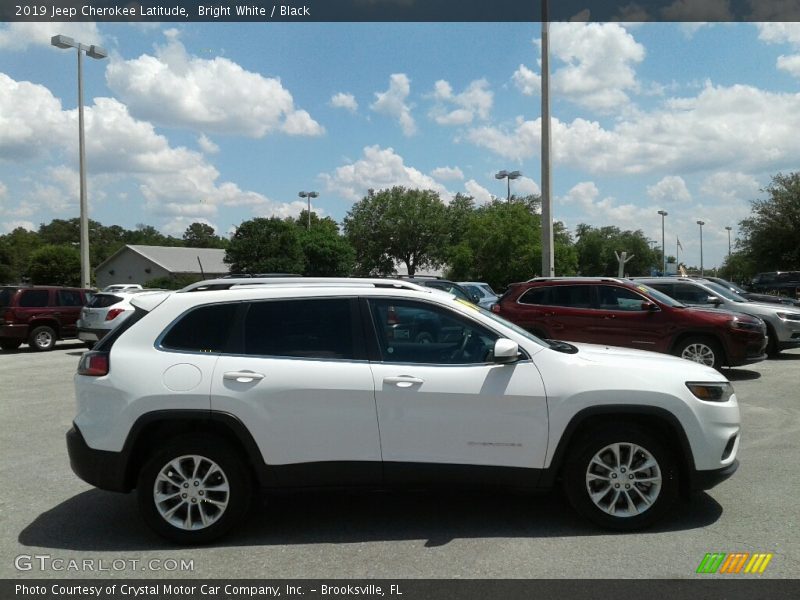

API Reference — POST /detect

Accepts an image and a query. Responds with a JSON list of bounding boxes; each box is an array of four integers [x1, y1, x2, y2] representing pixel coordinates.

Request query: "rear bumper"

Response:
[[0, 324, 29, 340], [690, 459, 739, 492], [66, 425, 130, 492], [77, 327, 111, 342]]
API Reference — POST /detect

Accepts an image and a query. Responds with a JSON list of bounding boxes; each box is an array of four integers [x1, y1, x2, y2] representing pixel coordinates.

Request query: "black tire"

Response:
[[84, 341, 96, 350], [673, 336, 724, 369], [563, 425, 679, 531], [0, 339, 22, 351], [137, 434, 253, 544], [28, 325, 56, 352], [765, 326, 779, 357]]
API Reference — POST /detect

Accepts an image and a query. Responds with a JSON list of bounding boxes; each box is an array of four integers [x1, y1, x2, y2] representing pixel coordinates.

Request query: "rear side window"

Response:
[[518, 287, 549, 305], [161, 303, 239, 353], [548, 285, 592, 308], [672, 283, 711, 304], [88, 294, 123, 308], [243, 298, 356, 360], [19, 290, 50, 307], [57, 290, 83, 306], [0, 288, 14, 307]]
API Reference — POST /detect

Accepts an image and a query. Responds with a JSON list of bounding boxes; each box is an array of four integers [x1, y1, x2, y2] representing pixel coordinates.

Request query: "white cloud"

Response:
[[198, 134, 219, 154], [330, 92, 358, 112], [756, 23, 800, 78], [647, 176, 692, 204], [106, 33, 323, 137], [515, 176, 541, 197], [464, 180, 493, 205], [320, 145, 448, 202], [466, 83, 800, 175], [370, 74, 416, 136], [2, 220, 35, 233], [559, 181, 648, 226], [431, 166, 464, 181], [699, 171, 761, 202], [429, 79, 493, 126], [549, 22, 645, 113], [512, 64, 541, 96], [0, 22, 103, 50]]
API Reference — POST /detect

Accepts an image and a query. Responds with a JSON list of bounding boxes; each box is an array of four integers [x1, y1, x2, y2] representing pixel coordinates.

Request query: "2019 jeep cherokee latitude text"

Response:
[[68, 278, 740, 543]]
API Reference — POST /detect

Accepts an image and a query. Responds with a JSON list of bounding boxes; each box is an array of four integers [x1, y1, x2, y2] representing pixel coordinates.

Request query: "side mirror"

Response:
[[493, 338, 520, 363], [707, 295, 722, 305], [641, 301, 658, 311]]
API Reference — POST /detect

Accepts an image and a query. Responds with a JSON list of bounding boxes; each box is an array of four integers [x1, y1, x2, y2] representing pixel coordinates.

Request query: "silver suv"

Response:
[[639, 277, 800, 355]]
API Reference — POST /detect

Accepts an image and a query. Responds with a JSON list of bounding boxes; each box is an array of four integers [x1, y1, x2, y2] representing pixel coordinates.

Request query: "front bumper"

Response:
[[690, 459, 739, 491], [66, 425, 130, 492]]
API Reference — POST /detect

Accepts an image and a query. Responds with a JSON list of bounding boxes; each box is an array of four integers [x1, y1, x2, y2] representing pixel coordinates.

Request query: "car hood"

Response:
[[566, 341, 727, 381]]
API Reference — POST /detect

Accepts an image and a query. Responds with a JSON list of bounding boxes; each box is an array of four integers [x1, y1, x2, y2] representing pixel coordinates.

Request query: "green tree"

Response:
[[738, 172, 800, 269], [28, 245, 80, 286], [225, 217, 304, 274], [291, 212, 355, 276], [574, 225, 657, 276], [0, 227, 43, 282], [343, 187, 449, 276], [182, 222, 227, 248]]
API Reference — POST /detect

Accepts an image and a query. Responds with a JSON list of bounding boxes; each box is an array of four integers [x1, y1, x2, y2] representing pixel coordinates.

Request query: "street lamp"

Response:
[[298, 191, 318, 229], [697, 220, 706, 276], [51, 34, 107, 289], [725, 226, 733, 260], [494, 170, 521, 202], [657, 210, 668, 275]]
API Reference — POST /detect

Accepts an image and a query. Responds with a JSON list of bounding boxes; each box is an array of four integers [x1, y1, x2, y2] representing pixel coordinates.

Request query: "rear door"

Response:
[[56, 289, 84, 336], [209, 297, 382, 486]]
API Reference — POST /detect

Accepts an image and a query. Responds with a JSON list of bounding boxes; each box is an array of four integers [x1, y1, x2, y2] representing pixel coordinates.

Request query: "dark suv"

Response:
[[0, 285, 93, 351], [750, 271, 800, 298], [493, 277, 767, 369]]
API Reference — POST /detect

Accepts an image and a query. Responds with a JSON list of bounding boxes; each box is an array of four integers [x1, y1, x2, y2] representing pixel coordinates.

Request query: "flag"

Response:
[[677, 237, 683, 251]]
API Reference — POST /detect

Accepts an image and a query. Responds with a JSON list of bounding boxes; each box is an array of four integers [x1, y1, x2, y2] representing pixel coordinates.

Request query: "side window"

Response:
[[673, 284, 710, 304], [518, 287, 550, 305], [161, 303, 238, 353], [549, 285, 592, 308], [19, 290, 50, 307], [597, 286, 648, 311], [243, 298, 356, 360], [368, 299, 498, 365], [57, 290, 83, 306]]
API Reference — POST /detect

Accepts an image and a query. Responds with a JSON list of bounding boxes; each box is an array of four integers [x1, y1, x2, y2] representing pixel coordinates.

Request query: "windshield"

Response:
[[705, 281, 747, 302], [719, 279, 748, 294], [634, 283, 687, 308]]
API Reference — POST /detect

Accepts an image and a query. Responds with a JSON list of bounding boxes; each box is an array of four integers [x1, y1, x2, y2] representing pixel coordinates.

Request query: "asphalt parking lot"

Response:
[[1, 342, 798, 579]]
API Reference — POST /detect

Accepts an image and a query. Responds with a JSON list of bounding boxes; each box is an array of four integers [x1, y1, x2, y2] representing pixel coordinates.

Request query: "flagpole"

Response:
[[676, 237, 679, 269]]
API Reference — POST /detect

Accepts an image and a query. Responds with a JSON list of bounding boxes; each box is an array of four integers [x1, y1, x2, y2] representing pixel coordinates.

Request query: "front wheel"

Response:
[[29, 326, 56, 351], [674, 336, 723, 369], [137, 435, 252, 544], [563, 426, 678, 530]]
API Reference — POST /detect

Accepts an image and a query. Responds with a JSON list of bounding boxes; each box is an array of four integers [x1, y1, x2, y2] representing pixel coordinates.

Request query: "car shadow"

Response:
[[0, 342, 87, 355], [773, 352, 800, 361], [18, 488, 723, 551], [723, 368, 761, 381]]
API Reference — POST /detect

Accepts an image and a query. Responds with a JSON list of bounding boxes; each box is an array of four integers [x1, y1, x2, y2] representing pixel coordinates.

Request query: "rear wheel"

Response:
[[674, 336, 723, 369], [137, 434, 252, 544], [0, 338, 22, 351], [563, 425, 678, 530], [28, 326, 56, 352]]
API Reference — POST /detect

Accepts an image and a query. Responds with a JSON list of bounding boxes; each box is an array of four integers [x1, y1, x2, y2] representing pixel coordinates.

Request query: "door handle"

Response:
[[223, 371, 266, 383], [384, 375, 424, 388], [603, 314, 616, 319]]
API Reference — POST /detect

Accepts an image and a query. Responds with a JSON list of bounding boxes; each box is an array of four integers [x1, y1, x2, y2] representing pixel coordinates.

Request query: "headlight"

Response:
[[686, 382, 734, 403], [728, 316, 764, 332], [776, 312, 800, 322]]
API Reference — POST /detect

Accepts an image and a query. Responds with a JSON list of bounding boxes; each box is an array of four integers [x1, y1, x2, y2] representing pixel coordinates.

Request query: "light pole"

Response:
[[697, 220, 705, 276], [298, 191, 318, 230], [51, 34, 107, 290], [494, 170, 521, 202], [725, 226, 732, 260], [541, 0, 554, 277], [657, 210, 668, 275]]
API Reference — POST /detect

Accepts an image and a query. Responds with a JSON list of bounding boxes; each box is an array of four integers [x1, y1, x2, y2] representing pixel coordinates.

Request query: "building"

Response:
[[94, 245, 228, 289]]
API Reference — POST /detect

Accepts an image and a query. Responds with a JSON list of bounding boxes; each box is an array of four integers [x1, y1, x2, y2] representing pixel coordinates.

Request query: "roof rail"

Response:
[[526, 276, 624, 283], [179, 277, 432, 293]]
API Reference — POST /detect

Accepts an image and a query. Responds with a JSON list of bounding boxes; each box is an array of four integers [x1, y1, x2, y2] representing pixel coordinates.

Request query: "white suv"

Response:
[[68, 278, 740, 543]]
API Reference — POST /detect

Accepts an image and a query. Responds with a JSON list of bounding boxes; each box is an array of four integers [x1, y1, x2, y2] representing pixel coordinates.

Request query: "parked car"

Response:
[[77, 289, 167, 348], [493, 277, 767, 369], [397, 276, 480, 304], [69, 277, 740, 543], [102, 284, 143, 293], [459, 281, 500, 309], [0, 285, 93, 351], [697, 276, 800, 308], [750, 271, 800, 297], [637, 277, 800, 356]]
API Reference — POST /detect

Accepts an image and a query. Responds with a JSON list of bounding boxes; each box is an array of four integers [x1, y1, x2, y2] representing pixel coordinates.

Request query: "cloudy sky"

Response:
[[1, 20, 799, 269]]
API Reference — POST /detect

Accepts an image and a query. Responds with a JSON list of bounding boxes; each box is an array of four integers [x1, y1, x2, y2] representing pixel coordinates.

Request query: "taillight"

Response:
[[2, 309, 14, 323], [78, 352, 109, 376], [490, 303, 501, 314], [105, 308, 125, 321]]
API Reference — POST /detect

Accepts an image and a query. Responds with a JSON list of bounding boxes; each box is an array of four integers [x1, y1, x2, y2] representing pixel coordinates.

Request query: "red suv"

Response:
[[0, 285, 93, 351], [493, 277, 767, 369]]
